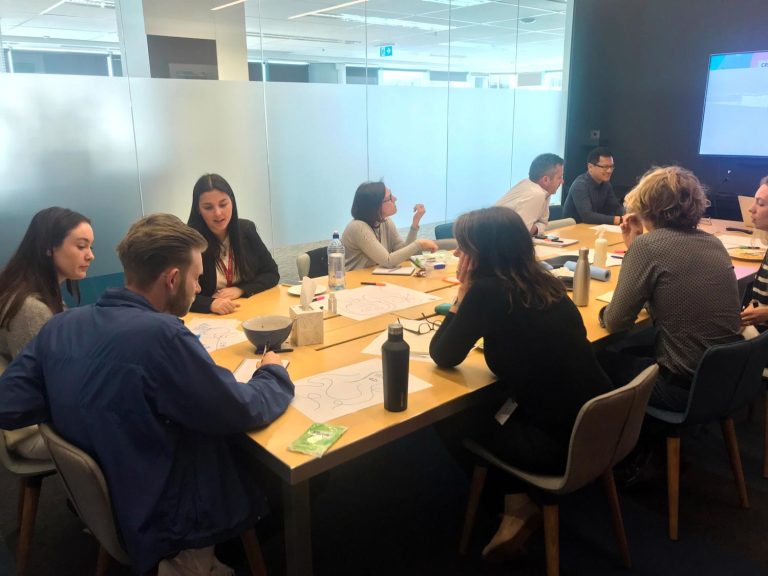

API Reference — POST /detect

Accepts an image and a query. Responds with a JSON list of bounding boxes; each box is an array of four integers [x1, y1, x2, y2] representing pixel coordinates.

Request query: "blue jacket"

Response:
[[0, 288, 294, 573]]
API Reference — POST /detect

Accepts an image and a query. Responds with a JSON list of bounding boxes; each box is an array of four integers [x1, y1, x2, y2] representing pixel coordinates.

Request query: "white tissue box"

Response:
[[289, 304, 324, 346]]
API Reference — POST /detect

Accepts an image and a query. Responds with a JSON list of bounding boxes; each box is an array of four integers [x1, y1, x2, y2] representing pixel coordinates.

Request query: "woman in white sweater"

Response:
[[342, 181, 437, 270], [0, 207, 94, 459]]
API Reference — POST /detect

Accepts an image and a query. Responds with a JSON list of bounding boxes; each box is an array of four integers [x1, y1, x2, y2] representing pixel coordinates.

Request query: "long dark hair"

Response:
[[187, 173, 254, 279], [454, 206, 565, 310], [0, 207, 91, 328], [351, 181, 387, 228]]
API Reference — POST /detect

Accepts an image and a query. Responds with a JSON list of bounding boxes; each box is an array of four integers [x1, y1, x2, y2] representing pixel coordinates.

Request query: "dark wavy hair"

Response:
[[187, 173, 255, 280], [351, 181, 387, 228], [0, 207, 90, 328], [454, 206, 565, 310]]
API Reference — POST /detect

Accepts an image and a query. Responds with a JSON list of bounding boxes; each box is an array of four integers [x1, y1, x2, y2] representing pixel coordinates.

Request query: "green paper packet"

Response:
[[288, 423, 348, 458]]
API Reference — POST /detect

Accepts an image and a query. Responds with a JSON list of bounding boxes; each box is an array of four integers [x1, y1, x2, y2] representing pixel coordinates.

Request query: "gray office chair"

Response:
[[646, 330, 768, 540], [39, 423, 268, 576], [434, 221, 455, 240], [545, 218, 576, 231], [460, 364, 658, 576], [296, 246, 328, 279], [0, 429, 56, 576]]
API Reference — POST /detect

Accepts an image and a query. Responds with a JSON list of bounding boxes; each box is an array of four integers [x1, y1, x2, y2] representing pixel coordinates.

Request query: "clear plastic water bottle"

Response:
[[327, 231, 346, 290]]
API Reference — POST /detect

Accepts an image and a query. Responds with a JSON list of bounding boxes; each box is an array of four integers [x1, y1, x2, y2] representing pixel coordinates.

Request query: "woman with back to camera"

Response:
[[342, 181, 438, 270], [187, 173, 279, 315], [429, 206, 611, 560], [0, 207, 94, 458], [600, 166, 742, 411]]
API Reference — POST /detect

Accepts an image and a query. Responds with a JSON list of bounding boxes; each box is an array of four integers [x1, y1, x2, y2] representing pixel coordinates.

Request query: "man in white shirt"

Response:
[[495, 153, 564, 235]]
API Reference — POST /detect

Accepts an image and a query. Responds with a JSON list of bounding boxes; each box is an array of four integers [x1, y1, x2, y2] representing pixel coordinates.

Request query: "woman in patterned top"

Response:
[[600, 166, 742, 410]]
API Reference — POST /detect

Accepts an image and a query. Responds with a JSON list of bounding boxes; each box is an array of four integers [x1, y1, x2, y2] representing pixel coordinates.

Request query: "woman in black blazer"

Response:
[[187, 173, 279, 314]]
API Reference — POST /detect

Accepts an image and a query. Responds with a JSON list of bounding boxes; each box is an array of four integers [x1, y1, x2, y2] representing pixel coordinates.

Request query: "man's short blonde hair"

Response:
[[117, 214, 207, 289], [624, 166, 708, 230]]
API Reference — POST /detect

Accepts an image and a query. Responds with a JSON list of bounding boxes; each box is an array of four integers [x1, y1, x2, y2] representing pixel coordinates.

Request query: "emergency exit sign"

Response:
[[379, 45, 393, 57]]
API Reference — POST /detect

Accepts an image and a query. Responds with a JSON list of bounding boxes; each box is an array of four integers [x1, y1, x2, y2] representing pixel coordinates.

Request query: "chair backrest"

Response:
[[434, 222, 454, 240], [0, 428, 56, 477], [545, 217, 576, 231], [296, 246, 328, 279], [559, 364, 658, 493], [683, 330, 768, 425], [39, 424, 130, 565]]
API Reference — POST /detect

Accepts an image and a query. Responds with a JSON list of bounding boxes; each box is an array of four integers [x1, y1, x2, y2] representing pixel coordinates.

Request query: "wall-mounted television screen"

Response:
[[699, 50, 768, 157]]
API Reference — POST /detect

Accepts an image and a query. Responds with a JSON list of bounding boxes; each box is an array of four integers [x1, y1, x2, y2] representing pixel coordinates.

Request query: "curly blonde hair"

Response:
[[624, 166, 708, 230]]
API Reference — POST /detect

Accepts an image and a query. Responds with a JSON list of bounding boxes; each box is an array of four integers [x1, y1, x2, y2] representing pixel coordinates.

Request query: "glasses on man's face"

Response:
[[397, 313, 442, 335], [594, 164, 615, 171]]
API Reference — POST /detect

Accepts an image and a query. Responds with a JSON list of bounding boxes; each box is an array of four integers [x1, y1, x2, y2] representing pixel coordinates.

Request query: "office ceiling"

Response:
[[0, 0, 568, 73]]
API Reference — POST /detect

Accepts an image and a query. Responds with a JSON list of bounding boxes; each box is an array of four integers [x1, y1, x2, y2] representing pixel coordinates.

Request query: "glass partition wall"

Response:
[[0, 0, 571, 289]]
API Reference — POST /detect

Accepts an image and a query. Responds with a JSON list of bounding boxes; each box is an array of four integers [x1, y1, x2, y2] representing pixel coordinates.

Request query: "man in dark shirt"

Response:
[[563, 146, 625, 224], [0, 214, 295, 573]]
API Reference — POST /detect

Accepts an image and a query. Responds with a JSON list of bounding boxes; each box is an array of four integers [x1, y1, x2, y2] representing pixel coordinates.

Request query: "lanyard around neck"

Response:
[[219, 247, 234, 287]]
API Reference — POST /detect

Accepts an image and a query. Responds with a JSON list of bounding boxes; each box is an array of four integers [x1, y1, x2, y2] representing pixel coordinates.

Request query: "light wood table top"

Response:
[[202, 219, 759, 576]]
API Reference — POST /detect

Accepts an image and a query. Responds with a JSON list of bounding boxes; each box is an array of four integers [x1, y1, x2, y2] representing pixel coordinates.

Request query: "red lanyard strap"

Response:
[[219, 249, 234, 287]]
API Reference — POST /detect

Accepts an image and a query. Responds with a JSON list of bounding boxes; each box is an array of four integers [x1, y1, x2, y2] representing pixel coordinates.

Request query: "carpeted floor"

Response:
[[1, 403, 767, 576]]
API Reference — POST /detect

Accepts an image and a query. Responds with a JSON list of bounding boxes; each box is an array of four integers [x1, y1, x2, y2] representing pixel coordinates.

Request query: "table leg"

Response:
[[283, 480, 312, 576]]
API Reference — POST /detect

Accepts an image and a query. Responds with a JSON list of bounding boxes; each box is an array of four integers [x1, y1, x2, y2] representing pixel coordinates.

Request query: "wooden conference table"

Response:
[[183, 221, 757, 576]]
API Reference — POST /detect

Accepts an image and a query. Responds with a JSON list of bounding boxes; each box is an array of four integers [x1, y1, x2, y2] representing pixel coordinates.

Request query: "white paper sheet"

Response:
[[589, 224, 622, 234], [234, 358, 290, 383], [372, 266, 416, 275], [291, 359, 432, 422], [715, 234, 766, 249], [597, 291, 614, 303], [333, 284, 441, 321], [362, 329, 435, 362], [186, 318, 247, 352], [535, 245, 569, 259]]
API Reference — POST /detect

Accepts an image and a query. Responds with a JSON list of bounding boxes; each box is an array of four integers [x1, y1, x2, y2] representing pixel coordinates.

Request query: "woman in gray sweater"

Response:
[[342, 181, 437, 270], [0, 207, 94, 458]]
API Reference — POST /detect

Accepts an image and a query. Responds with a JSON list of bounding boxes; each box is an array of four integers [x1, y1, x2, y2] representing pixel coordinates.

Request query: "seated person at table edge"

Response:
[[0, 214, 295, 574], [563, 146, 625, 225], [0, 207, 94, 460], [188, 173, 279, 315], [600, 166, 741, 411], [430, 206, 611, 559], [741, 175, 768, 328], [342, 181, 438, 270], [495, 152, 564, 235]]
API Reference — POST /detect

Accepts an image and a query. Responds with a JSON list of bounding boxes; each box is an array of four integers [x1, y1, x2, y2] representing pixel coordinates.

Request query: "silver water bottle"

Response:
[[572, 247, 591, 307]]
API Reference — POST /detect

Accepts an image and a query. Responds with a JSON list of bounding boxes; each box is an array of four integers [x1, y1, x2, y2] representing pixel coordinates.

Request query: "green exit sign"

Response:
[[379, 45, 393, 57]]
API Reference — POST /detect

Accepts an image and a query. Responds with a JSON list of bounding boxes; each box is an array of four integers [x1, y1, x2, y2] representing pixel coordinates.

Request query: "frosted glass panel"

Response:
[[446, 88, 563, 220], [265, 82, 367, 246], [511, 89, 563, 186], [0, 74, 142, 274], [367, 86, 448, 229], [129, 78, 272, 246], [445, 89, 517, 219]]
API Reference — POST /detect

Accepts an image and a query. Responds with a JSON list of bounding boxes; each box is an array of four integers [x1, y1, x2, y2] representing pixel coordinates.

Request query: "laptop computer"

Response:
[[738, 195, 755, 228]]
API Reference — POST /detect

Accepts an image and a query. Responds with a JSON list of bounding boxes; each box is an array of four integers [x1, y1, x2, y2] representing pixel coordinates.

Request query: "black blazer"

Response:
[[191, 219, 279, 313]]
